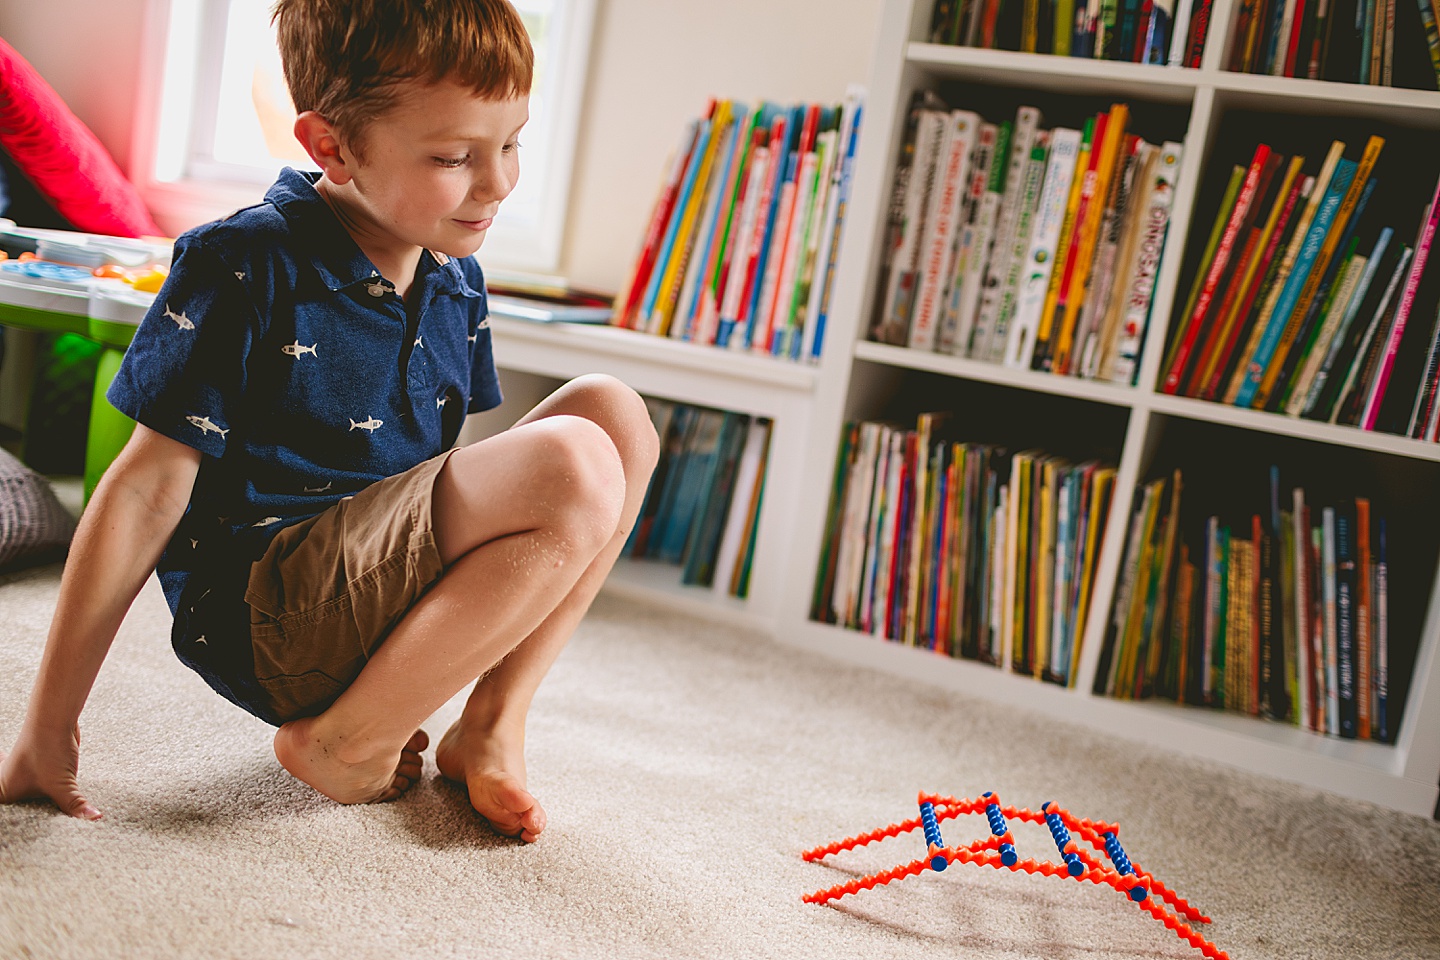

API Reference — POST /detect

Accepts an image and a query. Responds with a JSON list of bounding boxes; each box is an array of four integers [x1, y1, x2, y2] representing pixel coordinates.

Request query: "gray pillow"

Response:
[[0, 446, 76, 570]]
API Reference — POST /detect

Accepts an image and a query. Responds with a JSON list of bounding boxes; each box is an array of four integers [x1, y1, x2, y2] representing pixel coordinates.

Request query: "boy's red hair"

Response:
[[272, 0, 533, 156]]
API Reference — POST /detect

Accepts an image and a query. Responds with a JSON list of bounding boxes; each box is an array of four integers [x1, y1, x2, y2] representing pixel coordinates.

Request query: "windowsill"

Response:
[[140, 178, 268, 239]]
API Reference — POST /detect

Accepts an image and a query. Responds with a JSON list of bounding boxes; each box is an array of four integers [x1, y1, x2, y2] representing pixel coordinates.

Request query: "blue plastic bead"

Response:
[[1103, 831, 1134, 876], [999, 843, 1018, 866], [1128, 884, 1149, 902]]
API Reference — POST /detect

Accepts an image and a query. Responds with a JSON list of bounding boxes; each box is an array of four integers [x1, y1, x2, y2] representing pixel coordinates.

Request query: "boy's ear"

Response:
[[293, 111, 354, 184]]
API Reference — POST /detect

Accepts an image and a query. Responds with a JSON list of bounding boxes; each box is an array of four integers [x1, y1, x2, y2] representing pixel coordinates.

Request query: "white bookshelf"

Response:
[[489, 317, 817, 624], [488, 0, 1440, 816], [774, 0, 1440, 817]]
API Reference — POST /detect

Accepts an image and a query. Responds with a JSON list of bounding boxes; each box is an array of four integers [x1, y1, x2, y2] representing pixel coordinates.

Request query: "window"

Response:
[[131, 0, 596, 271]]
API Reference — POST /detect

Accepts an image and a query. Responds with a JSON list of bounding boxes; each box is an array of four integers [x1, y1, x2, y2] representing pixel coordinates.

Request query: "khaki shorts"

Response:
[[243, 448, 458, 722]]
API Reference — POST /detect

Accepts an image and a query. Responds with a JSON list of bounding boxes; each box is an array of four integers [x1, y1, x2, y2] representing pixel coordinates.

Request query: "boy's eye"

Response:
[[503, 140, 522, 154], [434, 156, 469, 168]]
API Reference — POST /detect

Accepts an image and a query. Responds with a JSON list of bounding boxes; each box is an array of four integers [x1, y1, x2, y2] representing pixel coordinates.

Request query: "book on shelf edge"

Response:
[[1333, 502, 1359, 738]]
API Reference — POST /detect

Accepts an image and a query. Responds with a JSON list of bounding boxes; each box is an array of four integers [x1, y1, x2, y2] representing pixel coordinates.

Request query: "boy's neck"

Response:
[[315, 177, 424, 299]]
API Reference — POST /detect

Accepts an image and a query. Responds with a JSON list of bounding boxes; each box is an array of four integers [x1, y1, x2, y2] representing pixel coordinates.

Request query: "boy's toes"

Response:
[[369, 729, 429, 804]]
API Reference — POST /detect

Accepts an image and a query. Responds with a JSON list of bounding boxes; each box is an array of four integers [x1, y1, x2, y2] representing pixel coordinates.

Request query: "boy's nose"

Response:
[[472, 158, 517, 203]]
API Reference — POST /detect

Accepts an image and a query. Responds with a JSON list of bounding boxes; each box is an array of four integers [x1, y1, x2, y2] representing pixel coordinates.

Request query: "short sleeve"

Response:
[[466, 279, 503, 415], [107, 236, 255, 458]]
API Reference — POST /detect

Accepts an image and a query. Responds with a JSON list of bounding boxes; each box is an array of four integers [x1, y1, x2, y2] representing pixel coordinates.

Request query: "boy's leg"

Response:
[[433, 375, 660, 837], [273, 376, 657, 830]]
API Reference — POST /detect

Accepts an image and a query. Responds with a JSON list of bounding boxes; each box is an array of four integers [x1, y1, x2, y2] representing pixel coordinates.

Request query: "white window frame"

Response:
[[127, 0, 595, 273]]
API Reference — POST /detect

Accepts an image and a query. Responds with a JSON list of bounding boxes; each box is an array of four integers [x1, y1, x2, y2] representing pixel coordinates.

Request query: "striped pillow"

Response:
[[0, 447, 76, 570]]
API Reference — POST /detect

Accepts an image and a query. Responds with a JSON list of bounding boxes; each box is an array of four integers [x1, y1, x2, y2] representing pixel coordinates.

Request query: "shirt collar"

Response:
[[266, 167, 480, 298]]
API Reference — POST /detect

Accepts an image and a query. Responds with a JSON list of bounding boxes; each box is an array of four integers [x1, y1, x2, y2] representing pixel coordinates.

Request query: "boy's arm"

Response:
[[0, 424, 200, 819]]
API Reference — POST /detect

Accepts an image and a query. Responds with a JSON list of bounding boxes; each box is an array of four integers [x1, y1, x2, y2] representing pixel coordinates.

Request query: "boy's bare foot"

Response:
[[273, 718, 428, 805], [435, 720, 546, 842]]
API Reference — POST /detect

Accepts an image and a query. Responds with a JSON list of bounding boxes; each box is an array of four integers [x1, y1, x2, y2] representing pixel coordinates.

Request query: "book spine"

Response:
[[715, 135, 771, 348], [736, 113, 796, 349], [1054, 105, 1129, 375], [1007, 128, 1084, 368], [810, 96, 864, 363], [1361, 172, 1440, 429], [879, 107, 948, 346], [1331, 244, 1414, 425], [1375, 518, 1389, 741], [620, 119, 701, 328], [751, 155, 801, 354], [651, 105, 733, 335], [938, 122, 999, 354], [1334, 504, 1358, 738], [911, 112, 979, 351], [1322, 506, 1339, 736], [1110, 141, 1184, 384], [1078, 135, 1144, 378], [1162, 164, 1245, 388], [1224, 145, 1343, 404], [1261, 138, 1385, 407], [1197, 159, 1307, 400], [1169, 0, 1197, 62], [1356, 497, 1372, 738], [997, 135, 1057, 366], [1163, 153, 1269, 394], [1235, 153, 1356, 408], [1033, 118, 1096, 369], [1302, 226, 1393, 417], [1286, 247, 1368, 415], [976, 107, 1044, 362]]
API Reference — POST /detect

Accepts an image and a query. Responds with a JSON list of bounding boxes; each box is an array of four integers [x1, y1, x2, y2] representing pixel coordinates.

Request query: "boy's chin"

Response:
[[433, 234, 488, 260]]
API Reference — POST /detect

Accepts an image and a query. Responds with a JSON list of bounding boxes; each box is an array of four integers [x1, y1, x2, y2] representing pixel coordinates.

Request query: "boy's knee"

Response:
[[563, 375, 660, 472], [527, 415, 626, 544]]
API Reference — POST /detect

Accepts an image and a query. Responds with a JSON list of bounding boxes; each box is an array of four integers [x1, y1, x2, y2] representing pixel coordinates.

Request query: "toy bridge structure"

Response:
[[802, 791, 1230, 960]]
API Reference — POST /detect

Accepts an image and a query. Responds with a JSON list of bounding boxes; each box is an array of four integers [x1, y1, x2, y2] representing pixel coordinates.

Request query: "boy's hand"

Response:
[[0, 723, 101, 820]]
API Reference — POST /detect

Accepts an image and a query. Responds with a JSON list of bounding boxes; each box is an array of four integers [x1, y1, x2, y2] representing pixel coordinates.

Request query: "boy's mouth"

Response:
[[454, 217, 494, 232]]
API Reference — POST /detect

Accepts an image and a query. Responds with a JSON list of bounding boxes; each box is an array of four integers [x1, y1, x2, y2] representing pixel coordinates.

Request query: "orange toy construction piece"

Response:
[[802, 791, 1231, 960]]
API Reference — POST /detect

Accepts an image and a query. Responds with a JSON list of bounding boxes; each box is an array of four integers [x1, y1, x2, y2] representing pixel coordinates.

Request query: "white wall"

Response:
[[560, 0, 884, 290], [0, 0, 884, 292]]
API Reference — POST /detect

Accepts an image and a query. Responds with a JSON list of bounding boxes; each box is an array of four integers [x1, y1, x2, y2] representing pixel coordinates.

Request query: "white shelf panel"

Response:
[[904, 43, 1200, 104], [785, 619, 1437, 815], [600, 558, 770, 632], [855, 339, 1141, 408], [1144, 391, 1440, 462], [490, 317, 818, 418], [1203, 71, 1440, 128]]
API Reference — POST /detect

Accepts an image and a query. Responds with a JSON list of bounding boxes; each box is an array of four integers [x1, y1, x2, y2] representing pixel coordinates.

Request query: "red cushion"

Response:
[[0, 37, 161, 238]]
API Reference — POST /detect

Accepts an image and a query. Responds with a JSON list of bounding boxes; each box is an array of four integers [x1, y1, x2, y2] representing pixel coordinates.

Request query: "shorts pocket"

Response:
[[246, 594, 366, 722]]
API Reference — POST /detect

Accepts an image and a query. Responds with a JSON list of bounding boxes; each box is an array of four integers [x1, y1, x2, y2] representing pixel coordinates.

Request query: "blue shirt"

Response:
[[107, 167, 502, 716]]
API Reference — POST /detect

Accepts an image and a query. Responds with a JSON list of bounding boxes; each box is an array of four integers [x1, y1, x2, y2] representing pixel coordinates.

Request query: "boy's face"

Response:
[[324, 81, 529, 260]]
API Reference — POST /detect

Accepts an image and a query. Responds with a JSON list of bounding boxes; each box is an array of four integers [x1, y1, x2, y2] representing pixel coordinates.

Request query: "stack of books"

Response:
[[811, 413, 1117, 687], [1161, 135, 1440, 438], [927, 0, 1211, 66], [624, 398, 772, 598], [1099, 466, 1394, 742], [612, 91, 864, 363], [1228, 0, 1440, 88], [871, 95, 1184, 386]]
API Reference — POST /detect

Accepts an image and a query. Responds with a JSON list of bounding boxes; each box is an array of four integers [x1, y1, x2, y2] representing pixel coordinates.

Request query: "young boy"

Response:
[[0, 0, 658, 843]]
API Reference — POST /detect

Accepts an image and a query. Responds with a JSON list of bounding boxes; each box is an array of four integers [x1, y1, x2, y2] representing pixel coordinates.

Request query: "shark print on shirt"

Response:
[[186, 414, 228, 437], [165, 304, 195, 330], [282, 341, 318, 358], [349, 416, 384, 432]]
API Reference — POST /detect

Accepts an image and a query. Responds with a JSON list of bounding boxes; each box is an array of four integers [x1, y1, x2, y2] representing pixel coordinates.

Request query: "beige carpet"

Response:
[[1, 560, 1438, 960]]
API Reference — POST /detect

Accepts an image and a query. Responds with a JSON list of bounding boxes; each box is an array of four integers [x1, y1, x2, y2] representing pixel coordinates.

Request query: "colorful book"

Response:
[[1234, 151, 1357, 408], [1360, 171, 1440, 430]]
